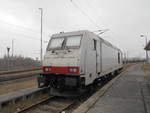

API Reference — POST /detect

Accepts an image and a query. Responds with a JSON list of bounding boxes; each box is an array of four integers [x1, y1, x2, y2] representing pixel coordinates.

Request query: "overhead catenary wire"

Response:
[[11, 32, 48, 42], [0, 19, 40, 35], [0, 27, 49, 43], [0, 19, 49, 42], [83, 0, 97, 13], [0, 19, 40, 40], [70, 0, 101, 30]]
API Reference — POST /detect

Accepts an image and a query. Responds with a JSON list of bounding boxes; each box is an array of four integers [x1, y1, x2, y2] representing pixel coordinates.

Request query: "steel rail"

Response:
[[15, 96, 53, 113], [15, 96, 77, 113], [0, 73, 39, 84], [56, 101, 77, 113], [0, 69, 41, 84], [0, 67, 41, 75]]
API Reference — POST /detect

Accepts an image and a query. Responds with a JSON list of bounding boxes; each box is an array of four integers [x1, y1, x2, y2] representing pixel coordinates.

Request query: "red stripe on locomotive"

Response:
[[43, 66, 80, 74]]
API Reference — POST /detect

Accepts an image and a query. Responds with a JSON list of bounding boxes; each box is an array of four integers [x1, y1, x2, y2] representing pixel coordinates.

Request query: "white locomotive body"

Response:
[[38, 30, 123, 96]]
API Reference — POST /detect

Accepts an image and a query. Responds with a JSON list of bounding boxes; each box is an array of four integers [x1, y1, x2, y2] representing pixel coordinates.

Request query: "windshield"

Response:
[[49, 38, 64, 49], [48, 35, 82, 50], [66, 36, 81, 47]]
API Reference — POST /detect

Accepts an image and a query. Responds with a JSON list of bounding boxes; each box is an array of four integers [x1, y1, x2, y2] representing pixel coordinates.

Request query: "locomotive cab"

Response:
[[43, 35, 82, 75], [38, 31, 87, 96]]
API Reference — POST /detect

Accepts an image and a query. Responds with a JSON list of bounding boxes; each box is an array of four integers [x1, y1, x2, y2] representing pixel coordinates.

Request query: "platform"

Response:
[[0, 87, 48, 109], [73, 64, 150, 113]]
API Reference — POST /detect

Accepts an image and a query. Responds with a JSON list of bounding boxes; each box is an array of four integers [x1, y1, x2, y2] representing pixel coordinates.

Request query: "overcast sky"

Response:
[[0, 0, 150, 59]]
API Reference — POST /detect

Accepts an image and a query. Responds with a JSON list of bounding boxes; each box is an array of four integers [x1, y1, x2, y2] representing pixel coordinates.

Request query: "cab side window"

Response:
[[118, 52, 120, 64], [93, 39, 97, 50]]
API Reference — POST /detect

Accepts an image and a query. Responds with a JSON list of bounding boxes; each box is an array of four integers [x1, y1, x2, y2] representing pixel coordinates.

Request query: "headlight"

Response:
[[68, 67, 79, 73], [43, 67, 51, 72], [73, 68, 77, 72], [45, 67, 49, 72]]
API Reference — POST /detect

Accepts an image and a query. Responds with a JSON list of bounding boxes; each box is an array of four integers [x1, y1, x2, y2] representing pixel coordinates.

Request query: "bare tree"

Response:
[[0, 55, 40, 71]]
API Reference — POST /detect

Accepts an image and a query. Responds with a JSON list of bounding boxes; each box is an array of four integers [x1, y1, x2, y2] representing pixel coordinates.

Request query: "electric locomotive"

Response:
[[37, 30, 123, 96]]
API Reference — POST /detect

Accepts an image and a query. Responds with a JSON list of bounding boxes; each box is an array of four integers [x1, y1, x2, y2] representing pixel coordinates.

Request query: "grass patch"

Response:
[[144, 73, 150, 81], [142, 64, 150, 81], [0, 79, 37, 95], [143, 64, 150, 71]]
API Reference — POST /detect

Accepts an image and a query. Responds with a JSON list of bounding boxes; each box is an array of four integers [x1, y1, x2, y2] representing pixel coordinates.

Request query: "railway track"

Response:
[[14, 72, 123, 113], [0, 69, 41, 84], [0, 68, 41, 75], [15, 96, 76, 113], [13, 84, 103, 113]]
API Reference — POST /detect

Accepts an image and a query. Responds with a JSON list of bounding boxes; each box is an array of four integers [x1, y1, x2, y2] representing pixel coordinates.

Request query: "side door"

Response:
[[96, 40, 101, 74], [94, 39, 101, 74]]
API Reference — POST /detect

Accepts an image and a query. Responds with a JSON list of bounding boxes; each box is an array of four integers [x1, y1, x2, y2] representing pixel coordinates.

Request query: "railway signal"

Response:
[[7, 47, 10, 57]]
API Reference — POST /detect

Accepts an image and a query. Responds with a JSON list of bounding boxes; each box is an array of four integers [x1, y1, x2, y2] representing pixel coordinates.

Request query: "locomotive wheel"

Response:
[[88, 84, 95, 94]]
